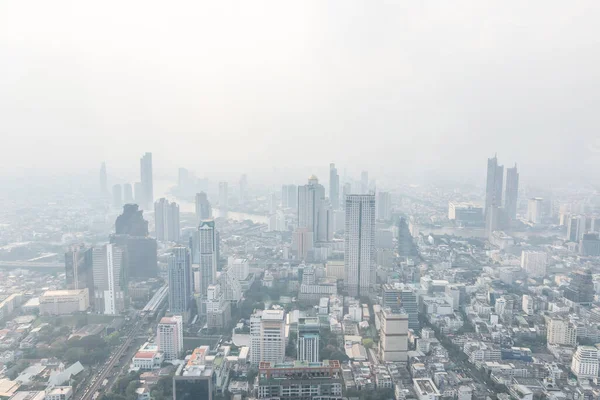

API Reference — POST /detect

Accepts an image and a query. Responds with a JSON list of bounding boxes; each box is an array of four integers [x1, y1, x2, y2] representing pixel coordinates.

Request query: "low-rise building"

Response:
[[45, 386, 73, 400], [39, 289, 89, 315]]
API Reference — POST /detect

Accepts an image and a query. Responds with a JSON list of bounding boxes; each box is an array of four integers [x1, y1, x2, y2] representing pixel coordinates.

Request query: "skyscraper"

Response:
[[297, 317, 320, 363], [65, 245, 93, 299], [154, 198, 180, 242], [123, 183, 134, 204], [505, 164, 519, 222], [195, 192, 212, 222], [197, 220, 217, 296], [564, 269, 595, 305], [219, 182, 228, 211], [344, 194, 376, 297], [113, 205, 157, 278], [91, 244, 127, 315], [100, 162, 108, 196], [527, 197, 543, 224], [168, 247, 192, 315], [250, 309, 285, 365], [361, 171, 369, 194], [157, 316, 183, 361], [140, 152, 154, 209], [298, 176, 332, 242], [329, 163, 340, 210], [377, 191, 392, 220], [485, 155, 504, 218], [112, 184, 123, 210]]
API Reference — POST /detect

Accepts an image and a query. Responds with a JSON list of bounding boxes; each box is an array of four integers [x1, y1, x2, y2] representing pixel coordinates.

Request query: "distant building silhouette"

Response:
[[329, 163, 339, 210], [155, 198, 180, 242], [485, 155, 504, 218], [140, 152, 154, 209], [115, 204, 149, 236], [564, 269, 594, 305], [195, 192, 212, 222], [65, 244, 94, 299], [504, 164, 519, 222]]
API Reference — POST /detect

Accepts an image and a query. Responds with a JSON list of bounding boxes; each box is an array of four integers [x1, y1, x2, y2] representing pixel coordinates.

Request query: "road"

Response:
[[77, 318, 145, 400]]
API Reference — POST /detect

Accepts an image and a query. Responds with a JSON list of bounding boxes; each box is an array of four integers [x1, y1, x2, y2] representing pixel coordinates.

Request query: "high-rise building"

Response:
[[257, 360, 342, 400], [564, 269, 595, 305], [297, 317, 320, 363], [218, 182, 228, 211], [520, 251, 547, 278], [112, 184, 123, 210], [196, 220, 217, 296], [527, 198, 543, 224], [205, 284, 231, 329], [123, 183, 134, 204], [157, 316, 183, 361], [505, 164, 519, 222], [100, 162, 108, 196], [91, 244, 127, 315], [250, 309, 285, 364], [485, 155, 504, 218], [567, 215, 587, 242], [329, 163, 340, 210], [168, 247, 192, 315], [547, 316, 577, 346], [154, 198, 180, 242], [239, 174, 248, 205], [580, 233, 600, 256], [344, 194, 375, 297], [377, 191, 392, 220], [116, 204, 149, 236], [194, 192, 212, 222], [228, 258, 249, 281], [397, 217, 418, 259], [281, 184, 298, 209], [342, 183, 351, 207], [571, 346, 600, 379], [379, 309, 409, 362], [65, 245, 94, 298], [292, 228, 314, 261], [522, 295, 534, 315], [298, 176, 332, 242], [140, 152, 154, 209], [361, 171, 369, 194]]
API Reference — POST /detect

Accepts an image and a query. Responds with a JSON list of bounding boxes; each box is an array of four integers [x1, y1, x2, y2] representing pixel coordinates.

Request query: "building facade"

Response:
[[344, 194, 376, 297], [157, 316, 183, 361]]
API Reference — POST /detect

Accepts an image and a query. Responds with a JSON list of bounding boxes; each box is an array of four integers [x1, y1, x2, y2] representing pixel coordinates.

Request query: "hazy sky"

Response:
[[1, 1, 599, 184]]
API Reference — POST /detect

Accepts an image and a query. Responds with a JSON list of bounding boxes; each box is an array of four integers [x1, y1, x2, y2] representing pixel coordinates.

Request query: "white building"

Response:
[[297, 317, 320, 363], [154, 198, 180, 242], [571, 346, 599, 379], [522, 295, 534, 316], [157, 316, 183, 361], [297, 175, 332, 243], [527, 198, 543, 224], [91, 244, 126, 315], [205, 284, 230, 329], [344, 194, 376, 297], [547, 317, 577, 347], [379, 309, 409, 362], [45, 387, 73, 400], [39, 289, 89, 315], [414, 378, 441, 400], [197, 220, 218, 296], [521, 251, 547, 278], [132, 342, 164, 370], [250, 309, 285, 365]]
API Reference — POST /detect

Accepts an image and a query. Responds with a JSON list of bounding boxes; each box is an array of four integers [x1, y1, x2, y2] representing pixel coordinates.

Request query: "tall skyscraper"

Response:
[[157, 316, 183, 361], [65, 245, 93, 299], [100, 162, 108, 196], [297, 317, 320, 363], [527, 197, 543, 224], [91, 244, 127, 315], [504, 164, 519, 222], [361, 171, 369, 194], [219, 182, 229, 211], [140, 152, 154, 209], [377, 191, 392, 220], [298, 176, 332, 242], [155, 198, 180, 242], [197, 220, 217, 296], [113, 204, 157, 278], [123, 183, 134, 204], [239, 174, 248, 205], [329, 163, 340, 210], [485, 155, 504, 218], [112, 184, 123, 210], [168, 247, 192, 315], [195, 192, 212, 222], [344, 194, 376, 297]]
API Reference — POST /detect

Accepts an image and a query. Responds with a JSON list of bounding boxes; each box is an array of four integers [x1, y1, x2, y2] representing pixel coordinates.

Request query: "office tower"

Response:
[[157, 316, 183, 361], [571, 346, 600, 380], [379, 309, 409, 362], [564, 269, 595, 305], [257, 360, 342, 400], [505, 164, 519, 221], [377, 191, 392, 220], [91, 244, 127, 315], [298, 176, 332, 242], [567, 215, 587, 242], [547, 316, 577, 346], [194, 192, 212, 222], [361, 171, 369, 194], [292, 228, 314, 261], [239, 174, 248, 205], [329, 163, 340, 210], [173, 347, 213, 400], [100, 162, 108, 196], [580, 233, 600, 256], [381, 284, 419, 329], [297, 317, 320, 363], [139, 152, 153, 209], [485, 155, 504, 218], [168, 247, 192, 314], [250, 309, 285, 364], [123, 183, 134, 204], [205, 284, 231, 329], [112, 204, 157, 278], [342, 183, 351, 207], [527, 197, 543, 224], [520, 251, 547, 278], [134, 182, 143, 206], [344, 194, 375, 297], [218, 182, 228, 210], [112, 184, 123, 210], [250, 310, 263, 365], [196, 220, 217, 296], [154, 198, 180, 242], [65, 245, 93, 299]]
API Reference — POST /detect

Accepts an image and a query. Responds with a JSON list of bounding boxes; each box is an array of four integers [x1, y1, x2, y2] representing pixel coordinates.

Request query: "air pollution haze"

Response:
[[1, 1, 599, 185]]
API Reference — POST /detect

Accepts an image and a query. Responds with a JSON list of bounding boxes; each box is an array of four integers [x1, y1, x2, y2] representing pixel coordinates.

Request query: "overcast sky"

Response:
[[1, 1, 599, 185]]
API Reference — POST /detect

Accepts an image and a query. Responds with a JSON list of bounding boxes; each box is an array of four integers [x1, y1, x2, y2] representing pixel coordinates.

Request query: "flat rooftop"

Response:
[[262, 310, 284, 320]]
